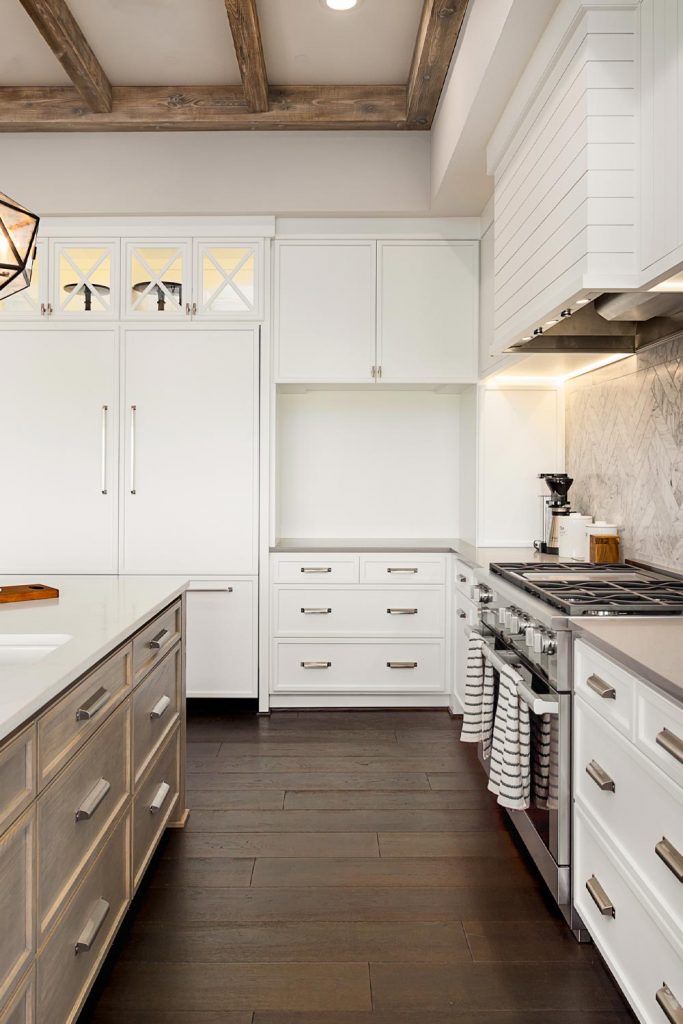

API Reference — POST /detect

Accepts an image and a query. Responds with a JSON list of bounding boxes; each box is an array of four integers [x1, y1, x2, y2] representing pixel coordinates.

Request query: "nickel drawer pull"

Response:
[[150, 694, 171, 720], [75, 778, 111, 822], [457, 610, 467, 619], [586, 875, 615, 918], [75, 686, 109, 722], [387, 608, 418, 615], [656, 728, 683, 765], [148, 628, 171, 650], [150, 781, 171, 815], [457, 574, 468, 583], [655, 837, 683, 883], [301, 661, 331, 669], [301, 608, 332, 615], [586, 673, 616, 700], [657, 983, 683, 1024], [74, 898, 110, 956], [186, 587, 233, 593], [301, 567, 331, 574], [586, 760, 616, 792], [387, 567, 418, 574], [100, 405, 108, 495], [387, 661, 418, 669], [129, 404, 137, 495]]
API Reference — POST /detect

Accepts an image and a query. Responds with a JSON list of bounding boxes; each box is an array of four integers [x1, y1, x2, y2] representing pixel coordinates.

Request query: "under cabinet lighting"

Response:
[[0, 191, 39, 301]]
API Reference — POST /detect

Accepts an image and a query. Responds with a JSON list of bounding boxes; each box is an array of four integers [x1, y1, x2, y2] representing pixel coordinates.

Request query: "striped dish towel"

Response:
[[487, 662, 531, 810], [460, 630, 495, 756]]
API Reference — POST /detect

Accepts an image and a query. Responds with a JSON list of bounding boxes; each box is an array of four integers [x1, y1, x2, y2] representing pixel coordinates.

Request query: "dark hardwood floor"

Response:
[[80, 708, 635, 1023]]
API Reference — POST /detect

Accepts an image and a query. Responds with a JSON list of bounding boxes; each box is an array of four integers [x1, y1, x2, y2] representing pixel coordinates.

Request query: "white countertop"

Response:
[[271, 538, 558, 568], [0, 576, 188, 744]]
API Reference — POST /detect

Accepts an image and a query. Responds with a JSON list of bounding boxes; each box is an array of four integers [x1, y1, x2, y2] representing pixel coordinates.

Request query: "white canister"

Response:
[[558, 514, 593, 559], [584, 522, 619, 561]]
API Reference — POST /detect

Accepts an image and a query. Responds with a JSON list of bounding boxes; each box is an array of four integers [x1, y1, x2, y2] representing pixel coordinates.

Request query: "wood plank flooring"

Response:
[[80, 709, 635, 1023]]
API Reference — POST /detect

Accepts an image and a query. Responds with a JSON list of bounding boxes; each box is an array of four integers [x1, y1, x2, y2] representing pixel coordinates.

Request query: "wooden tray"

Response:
[[0, 584, 60, 604]]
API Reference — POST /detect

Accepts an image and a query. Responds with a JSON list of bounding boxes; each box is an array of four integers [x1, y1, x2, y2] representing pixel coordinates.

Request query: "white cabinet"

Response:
[[0, 329, 118, 573], [274, 240, 376, 382], [121, 327, 259, 575], [50, 240, 120, 320], [0, 240, 47, 321], [124, 240, 191, 320], [186, 580, 257, 698], [377, 241, 478, 381]]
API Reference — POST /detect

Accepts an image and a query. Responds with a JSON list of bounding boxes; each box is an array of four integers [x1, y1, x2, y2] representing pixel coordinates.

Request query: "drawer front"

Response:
[[272, 640, 445, 694], [575, 696, 683, 935], [274, 586, 445, 637], [272, 555, 359, 584], [454, 560, 476, 599], [360, 554, 446, 585], [636, 684, 683, 789], [0, 809, 34, 1011], [455, 591, 478, 627], [0, 727, 36, 837], [574, 639, 635, 738], [37, 701, 130, 941], [574, 808, 683, 1024], [37, 811, 130, 1024], [133, 726, 180, 890], [132, 601, 182, 686], [38, 644, 131, 788], [132, 644, 181, 784], [0, 967, 34, 1024]]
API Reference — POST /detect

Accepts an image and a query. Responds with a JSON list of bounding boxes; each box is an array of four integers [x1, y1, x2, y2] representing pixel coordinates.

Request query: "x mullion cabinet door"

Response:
[[49, 240, 120, 320], [193, 239, 263, 320], [124, 240, 192, 320], [0, 239, 48, 321]]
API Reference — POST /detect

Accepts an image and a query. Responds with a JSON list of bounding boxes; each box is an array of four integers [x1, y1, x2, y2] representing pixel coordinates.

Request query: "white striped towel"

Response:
[[487, 662, 531, 810], [460, 630, 495, 757]]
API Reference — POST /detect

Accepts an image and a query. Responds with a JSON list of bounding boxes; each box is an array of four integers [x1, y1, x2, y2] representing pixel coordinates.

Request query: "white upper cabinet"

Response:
[[124, 240, 191, 319], [377, 241, 478, 381], [194, 240, 263, 320], [50, 240, 120, 320], [0, 329, 119, 573], [274, 240, 376, 382]]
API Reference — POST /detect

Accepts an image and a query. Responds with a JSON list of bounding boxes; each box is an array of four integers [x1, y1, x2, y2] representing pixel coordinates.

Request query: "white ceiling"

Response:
[[0, 0, 423, 88]]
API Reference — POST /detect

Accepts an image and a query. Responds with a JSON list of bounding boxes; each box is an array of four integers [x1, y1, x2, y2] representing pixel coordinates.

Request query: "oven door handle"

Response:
[[479, 638, 560, 716]]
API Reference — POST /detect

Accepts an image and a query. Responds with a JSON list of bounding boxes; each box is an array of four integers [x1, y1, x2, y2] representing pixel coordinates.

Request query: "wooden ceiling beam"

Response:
[[407, 0, 469, 127], [224, 0, 269, 113], [0, 85, 410, 131], [17, 0, 112, 113]]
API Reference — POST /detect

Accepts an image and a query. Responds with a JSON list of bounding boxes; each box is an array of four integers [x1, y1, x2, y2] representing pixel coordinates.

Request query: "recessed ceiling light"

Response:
[[323, 0, 359, 9]]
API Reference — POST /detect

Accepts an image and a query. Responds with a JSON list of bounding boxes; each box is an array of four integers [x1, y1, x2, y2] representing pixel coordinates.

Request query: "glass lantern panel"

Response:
[[201, 247, 255, 313], [59, 247, 112, 313], [0, 246, 40, 314], [130, 246, 184, 314]]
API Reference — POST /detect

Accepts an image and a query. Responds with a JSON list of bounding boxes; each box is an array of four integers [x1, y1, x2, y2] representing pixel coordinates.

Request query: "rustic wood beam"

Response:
[[0, 85, 410, 131], [17, 0, 112, 113], [407, 0, 469, 127], [224, 0, 269, 113]]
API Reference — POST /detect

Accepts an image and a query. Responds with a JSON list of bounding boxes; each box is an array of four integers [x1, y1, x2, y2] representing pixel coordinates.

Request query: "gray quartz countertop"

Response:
[[271, 538, 559, 568], [571, 617, 683, 706]]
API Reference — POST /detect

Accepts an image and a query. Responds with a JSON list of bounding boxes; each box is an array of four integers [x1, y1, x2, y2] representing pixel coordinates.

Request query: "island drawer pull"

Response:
[[150, 781, 171, 815], [387, 661, 418, 669], [586, 674, 616, 700], [301, 661, 331, 669], [75, 778, 111, 822], [586, 760, 615, 792], [387, 608, 418, 615], [74, 898, 110, 955], [586, 875, 615, 917], [150, 694, 171, 720], [656, 728, 683, 765], [148, 628, 171, 651], [387, 567, 418, 574], [301, 567, 331, 573], [656, 983, 683, 1024], [301, 608, 332, 615], [655, 837, 683, 882], [75, 686, 109, 722]]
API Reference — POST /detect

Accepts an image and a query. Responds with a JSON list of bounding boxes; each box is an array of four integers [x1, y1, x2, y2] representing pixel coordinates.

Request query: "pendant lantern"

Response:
[[0, 191, 39, 300]]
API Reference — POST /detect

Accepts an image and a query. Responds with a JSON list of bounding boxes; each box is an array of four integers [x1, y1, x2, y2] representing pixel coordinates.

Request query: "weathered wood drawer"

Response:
[[37, 644, 131, 789], [0, 727, 36, 838], [132, 725, 180, 890], [37, 701, 130, 942], [132, 644, 181, 785], [37, 810, 130, 1024], [0, 966, 34, 1024], [132, 602, 182, 686], [0, 808, 34, 1013]]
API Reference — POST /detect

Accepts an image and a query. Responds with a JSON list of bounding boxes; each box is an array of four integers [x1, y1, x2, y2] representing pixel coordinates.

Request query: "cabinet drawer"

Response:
[[574, 640, 635, 738], [574, 808, 683, 1024], [0, 808, 34, 1012], [37, 643, 131, 788], [455, 591, 478, 627], [0, 967, 34, 1024], [636, 684, 683, 789], [454, 560, 476, 599], [186, 579, 257, 699], [274, 586, 445, 637], [360, 554, 446, 584], [272, 640, 445, 694], [575, 697, 683, 936], [0, 727, 35, 837], [132, 601, 182, 686], [132, 645, 181, 785], [37, 810, 130, 1024], [132, 726, 180, 890], [272, 555, 359, 584], [37, 701, 130, 942]]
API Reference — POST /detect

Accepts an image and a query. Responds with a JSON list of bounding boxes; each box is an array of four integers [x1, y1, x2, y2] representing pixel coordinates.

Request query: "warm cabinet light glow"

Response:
[[0, 191, 39, 301], [324, 0, 359, 9]]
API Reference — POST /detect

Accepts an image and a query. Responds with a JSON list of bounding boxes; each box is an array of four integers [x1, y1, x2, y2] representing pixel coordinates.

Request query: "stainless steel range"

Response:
[[468, 559, 683, 941]]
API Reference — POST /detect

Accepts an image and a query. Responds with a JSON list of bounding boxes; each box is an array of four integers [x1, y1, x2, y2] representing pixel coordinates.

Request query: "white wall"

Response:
[[276, 389, 461, 539], [1, 131, 430, 216]]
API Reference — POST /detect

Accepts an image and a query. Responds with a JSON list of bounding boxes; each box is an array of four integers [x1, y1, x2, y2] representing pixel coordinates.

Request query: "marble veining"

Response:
[[565, 336, 683, 570]]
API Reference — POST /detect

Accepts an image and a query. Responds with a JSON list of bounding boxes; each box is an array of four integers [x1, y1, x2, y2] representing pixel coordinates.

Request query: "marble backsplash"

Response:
[[565, 335, 683, 570]]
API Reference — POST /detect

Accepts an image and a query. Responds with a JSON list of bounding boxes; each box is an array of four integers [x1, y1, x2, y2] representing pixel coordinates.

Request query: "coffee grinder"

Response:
[[534, 472, 573, 554]]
